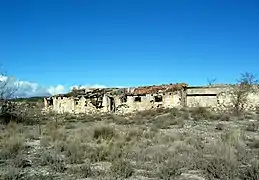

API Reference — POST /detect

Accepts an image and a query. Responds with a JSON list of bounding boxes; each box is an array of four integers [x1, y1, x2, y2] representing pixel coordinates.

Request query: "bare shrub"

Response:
[[215, 123, 225, 130], [88, 144, 110, 162], [2, 166, 21, 180], [64, 138, 85, 164], [152, 118, 171, 129], [0, 102, 19, 124], [157, 158, 183, 179], [11, 154, 31, 168], [0, 71, 19, 123], [93, 125, 116, 140], [137, 109, 159, 119], [220, 114, 231, 121], [110, 159, 134, 178], [40, 136, 51, 147], [124, 128, 143, 142], [150, 111, 185, 130], [25, 174, 55, 180], [6, 121, 23, 135], [24, 128, 40, 140], [255, 106, 259, 115], [204, 155, 238, 180], [201, 142, 240, 180], [111, 115, 132, 125], [67, 163, 94, 178], [190, 107, 214, 120], [88, 140, 128, 163], [0, 133, 25, 159], [229, 72, 258, 115], [141, 129, 157, 141], [245, 122, 259, 132], [247, 138, 259, 149], [40, 150, 66, 172], [45, 124, 66, 142], [168, 107, 181, 117], [64, 114, 77, 121], [207, 78, 217, 86], [240, 160, 259, 180], [64, 123, 76, 129], [16, 101, 43, 125], [181, 111, 190, 119], [0, 77, 42, 125], [221, 129, 245, 147]]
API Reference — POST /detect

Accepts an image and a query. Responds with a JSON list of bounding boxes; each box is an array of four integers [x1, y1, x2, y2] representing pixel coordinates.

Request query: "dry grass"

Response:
[[93, 125, 116, 140], [67, 163, 95, 178], [0, 123, 26, 160], [39, 150, 66, 172], [1, 108, 259, 179], [63, 138, 86, 164], [110, 159, 134, 178], [3, 166, 22, 180], [246, 121, 259, 132]]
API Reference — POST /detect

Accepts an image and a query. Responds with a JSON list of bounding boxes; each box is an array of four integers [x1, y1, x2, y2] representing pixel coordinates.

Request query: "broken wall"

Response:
[[44, 84, 259, 115], [115, 92, 182, 114], [216, 87, 259, 111], [187, 96, 218, 107], [52, 97, 75, 113], [186, 86, 259, 111], [186, 86, 228, 107], [48, 95, 110, 114]]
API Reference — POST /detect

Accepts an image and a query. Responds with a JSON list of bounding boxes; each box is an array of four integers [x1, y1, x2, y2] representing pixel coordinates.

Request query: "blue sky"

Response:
[[0, 0, 259, 95]]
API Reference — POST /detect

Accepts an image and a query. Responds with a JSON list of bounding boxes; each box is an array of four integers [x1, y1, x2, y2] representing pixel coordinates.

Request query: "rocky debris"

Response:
[[116, 104, 130, 114]]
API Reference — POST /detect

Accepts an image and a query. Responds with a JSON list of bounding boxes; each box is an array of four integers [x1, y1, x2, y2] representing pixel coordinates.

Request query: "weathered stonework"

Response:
[[43, 84, 259, 114]]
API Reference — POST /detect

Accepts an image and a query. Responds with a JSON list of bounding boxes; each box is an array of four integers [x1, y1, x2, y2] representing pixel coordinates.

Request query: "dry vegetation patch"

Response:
[[1, 107, 259, 179]]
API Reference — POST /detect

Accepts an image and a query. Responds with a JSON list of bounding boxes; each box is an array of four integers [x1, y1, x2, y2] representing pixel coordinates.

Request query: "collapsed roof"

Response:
[[51, 83, 188, 98], [131, 83, 188, 95]]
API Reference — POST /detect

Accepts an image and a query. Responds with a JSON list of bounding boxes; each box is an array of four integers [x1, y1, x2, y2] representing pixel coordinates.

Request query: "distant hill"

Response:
[[11, 96, 45, 103]]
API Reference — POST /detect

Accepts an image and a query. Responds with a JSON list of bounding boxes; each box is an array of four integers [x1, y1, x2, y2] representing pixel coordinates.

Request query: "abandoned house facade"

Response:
[[44, 83, 259, 114]]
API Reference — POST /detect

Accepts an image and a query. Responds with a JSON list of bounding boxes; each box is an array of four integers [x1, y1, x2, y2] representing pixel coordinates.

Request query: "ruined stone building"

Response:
[[44, 83, 259, 114]]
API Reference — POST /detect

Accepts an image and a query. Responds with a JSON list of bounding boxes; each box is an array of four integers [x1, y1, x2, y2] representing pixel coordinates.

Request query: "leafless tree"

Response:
[[230, 72, 258, 115], [207, 78, 217, 86], [0, 70, 19, 123], [0, 77, 18, 100]]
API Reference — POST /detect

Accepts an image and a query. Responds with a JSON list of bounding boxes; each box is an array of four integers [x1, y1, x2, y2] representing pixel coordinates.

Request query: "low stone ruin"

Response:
[[44, 83, 259, 114]]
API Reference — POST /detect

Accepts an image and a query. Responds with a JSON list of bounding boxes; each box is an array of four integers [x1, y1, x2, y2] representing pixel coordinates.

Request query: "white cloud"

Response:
[[69, 84, 127, 90], [0, 75, 8, 81], [48, 85, 66, 95], [69, 84, 108, 91], [0, 76, 114, 98], [0, 76, 66, 98]]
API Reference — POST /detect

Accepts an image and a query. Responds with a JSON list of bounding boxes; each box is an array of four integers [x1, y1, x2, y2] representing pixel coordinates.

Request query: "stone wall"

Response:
[[186, 86, 228, 95], [44, 85, 259, 114], [216, 87, 259, 111], [186, 86, 259, 111], [46, 96, 110, 114], [114, 92, 182, 114], [44, 91, 182, 114], [187, 96, 218, 107]]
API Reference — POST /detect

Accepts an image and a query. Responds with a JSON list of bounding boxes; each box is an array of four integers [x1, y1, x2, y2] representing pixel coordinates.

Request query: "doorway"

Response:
[[109, 97, 115, 112]]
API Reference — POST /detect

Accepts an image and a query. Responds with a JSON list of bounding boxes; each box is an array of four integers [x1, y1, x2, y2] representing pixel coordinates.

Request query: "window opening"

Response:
[[134, 96, 141, 102], [154, 96, 163, 102]]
